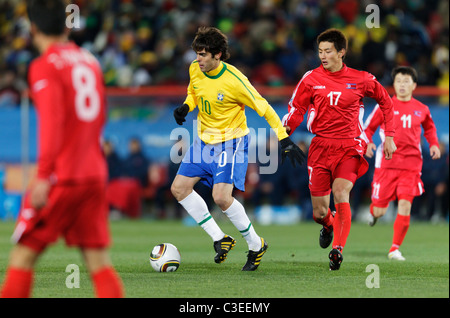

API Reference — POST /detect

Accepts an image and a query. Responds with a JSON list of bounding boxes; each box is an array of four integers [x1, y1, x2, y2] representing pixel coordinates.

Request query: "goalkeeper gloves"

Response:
[[173, 104, 190, 125], [280, 137, 306, 167]]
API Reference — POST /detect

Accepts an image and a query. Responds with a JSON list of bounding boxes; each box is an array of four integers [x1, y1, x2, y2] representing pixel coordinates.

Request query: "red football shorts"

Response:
[[371, 168, 424, 207], [307, 136, 368, 197], [12, 181, 110, 253]]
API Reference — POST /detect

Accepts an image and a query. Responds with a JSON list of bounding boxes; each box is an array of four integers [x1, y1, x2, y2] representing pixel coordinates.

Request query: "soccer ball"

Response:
[[149, 243, 181, 272]]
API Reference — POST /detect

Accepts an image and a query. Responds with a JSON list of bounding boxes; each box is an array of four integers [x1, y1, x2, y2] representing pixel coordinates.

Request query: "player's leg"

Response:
[[207, 183, 241, 265], [307, 138, 336, 248], [388, 196, 413, 261], [172, 137, 227, 244], [325, 177, 354, 271], [311, 194, 334, 248], [371, 204, 389, 218], [369, 204, 388, 226], [214, 182, 267, 271], [309, 163, 335, 249], [1, 192, 47, 298], [0, 244, 40, 298], [327, 155, 360, 270], [172, 174, 226, 242], [81, 248, 124, 297], [215, 135, 266, 270], [389, 171, 424, 261], [331, 177, 354, 251], [213, 182, 262, 252], [63, 182, 124, 298], [312, 194, 331, 221], [171, 174, 200, 201], [368, 168, 396, 226], [6, 244, 40, 269]]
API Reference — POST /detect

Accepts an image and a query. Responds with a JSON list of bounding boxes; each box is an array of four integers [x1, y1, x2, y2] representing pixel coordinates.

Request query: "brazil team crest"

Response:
[[217, 90, 225, 104]]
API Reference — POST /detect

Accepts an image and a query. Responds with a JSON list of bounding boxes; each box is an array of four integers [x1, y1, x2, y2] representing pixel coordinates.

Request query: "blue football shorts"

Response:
[[177, 135, 249, 191]]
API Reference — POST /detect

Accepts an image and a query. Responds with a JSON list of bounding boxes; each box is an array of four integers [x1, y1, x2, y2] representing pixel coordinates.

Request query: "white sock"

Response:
[[179, 190, 225, 241], [223, 198, 261, 251]]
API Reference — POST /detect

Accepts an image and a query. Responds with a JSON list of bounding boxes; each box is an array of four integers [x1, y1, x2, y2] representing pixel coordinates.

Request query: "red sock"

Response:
[[332, 203, 352, 251], [313, 208, 334, 232], [92, 267, 124, 298], [0, 267, 33, 298], [389, 214, 410, 253]]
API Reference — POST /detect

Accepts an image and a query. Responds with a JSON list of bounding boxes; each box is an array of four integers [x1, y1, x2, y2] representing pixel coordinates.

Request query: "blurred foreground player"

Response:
[[1, 0, 124, 298], [171, 27, 305, 271], [282, 29, 397, 270], [364, 66, 441, 261]]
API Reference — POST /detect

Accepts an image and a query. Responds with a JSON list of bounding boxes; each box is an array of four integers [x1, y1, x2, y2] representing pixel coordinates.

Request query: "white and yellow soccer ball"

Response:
[[149, 243, 181, 272]]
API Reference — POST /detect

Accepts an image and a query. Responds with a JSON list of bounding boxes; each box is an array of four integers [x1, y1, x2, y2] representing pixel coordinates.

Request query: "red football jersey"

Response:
[[282, 64, 395, 140], [28, 42, 107, 183], [364, 95, 439, 171]]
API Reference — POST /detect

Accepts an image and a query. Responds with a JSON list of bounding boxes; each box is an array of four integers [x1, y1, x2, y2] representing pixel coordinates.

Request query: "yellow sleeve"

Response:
[[237, 79, 269, 116], [231, 67, 288, 140], [263, 106, 289, 141], [183, 62, 198, 111], [226, 66, 269, 116], [183, 80, 197, 112]]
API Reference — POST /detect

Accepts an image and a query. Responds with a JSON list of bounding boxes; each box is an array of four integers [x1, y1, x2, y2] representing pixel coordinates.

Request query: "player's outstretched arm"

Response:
[[173, 104, 190, 125]]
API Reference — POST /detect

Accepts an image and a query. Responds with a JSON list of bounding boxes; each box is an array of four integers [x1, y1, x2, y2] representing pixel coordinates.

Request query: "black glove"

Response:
[[174, 104, 189, 125], [280, 137, 306, 167]]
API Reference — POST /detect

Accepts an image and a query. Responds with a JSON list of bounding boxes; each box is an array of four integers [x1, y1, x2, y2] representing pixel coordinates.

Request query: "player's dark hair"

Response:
[[26, 0, 67, 36], [317, 28, 348, 59], [192, 27, 230, 61], [391, 66, 418, 83]]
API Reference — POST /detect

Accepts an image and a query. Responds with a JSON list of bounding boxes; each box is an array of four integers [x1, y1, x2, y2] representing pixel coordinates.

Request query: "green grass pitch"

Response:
[[0, 219, 448, 298]]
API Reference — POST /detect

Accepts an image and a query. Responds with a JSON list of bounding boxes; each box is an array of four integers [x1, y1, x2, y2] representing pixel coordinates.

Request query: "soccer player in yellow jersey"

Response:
[[171, 27, 305, 271]]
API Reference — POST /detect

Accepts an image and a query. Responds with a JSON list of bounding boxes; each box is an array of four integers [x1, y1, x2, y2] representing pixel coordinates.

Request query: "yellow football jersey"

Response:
[[183, 60, 288, 144]]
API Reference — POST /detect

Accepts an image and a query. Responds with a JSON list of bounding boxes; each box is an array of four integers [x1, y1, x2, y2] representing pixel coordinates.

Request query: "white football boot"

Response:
[[388, 249, 406, 261]]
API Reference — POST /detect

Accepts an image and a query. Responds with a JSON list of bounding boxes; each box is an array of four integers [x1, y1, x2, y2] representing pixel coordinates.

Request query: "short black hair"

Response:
[[191, 27, 230, 61], [317, 28, 348, 59], [27, 0, 67, 36], [391, 66, 418, 83]]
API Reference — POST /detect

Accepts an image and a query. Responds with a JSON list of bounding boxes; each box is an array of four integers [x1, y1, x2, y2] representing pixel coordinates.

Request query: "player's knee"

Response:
[[371, 204, 387, 218], [332, 187, 350, 204], [9, 244, 40, 270], [81, 248, 112, 274], [213, 192, 232, 211], [170, 182, 179, 199], [312, 206, 328, 219], [332, 178, 353, 204], [398, 199, 412, 216], [171, 181, 189, 201]]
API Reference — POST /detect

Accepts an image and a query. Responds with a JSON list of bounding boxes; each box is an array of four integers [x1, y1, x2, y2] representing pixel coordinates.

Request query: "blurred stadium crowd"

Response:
[[0, 0, 448, 222], [0, 0, 449, 94]]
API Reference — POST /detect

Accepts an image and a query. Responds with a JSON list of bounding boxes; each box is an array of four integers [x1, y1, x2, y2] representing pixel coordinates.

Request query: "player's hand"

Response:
[[30, 178, 51, 210], [280, 137, 306, 167], [173, 104, 189, 125], [284, 125, 291, 135], [383, 136, 396, 160], [430, 145, 441, 160], [365, 143, 377, 158]]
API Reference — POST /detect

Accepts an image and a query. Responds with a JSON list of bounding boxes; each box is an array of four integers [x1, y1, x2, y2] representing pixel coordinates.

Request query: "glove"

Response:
[[280, 137, 306, 167], [174, 104, 190, 125]]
